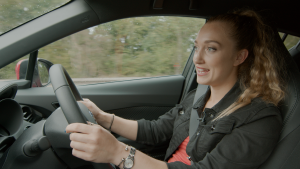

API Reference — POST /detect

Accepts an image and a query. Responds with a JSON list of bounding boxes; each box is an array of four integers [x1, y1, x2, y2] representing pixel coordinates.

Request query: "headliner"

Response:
[[85, 0, 300, 37]]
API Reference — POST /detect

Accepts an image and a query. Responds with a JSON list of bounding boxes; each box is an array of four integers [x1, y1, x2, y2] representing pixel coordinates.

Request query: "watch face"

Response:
[[124, 159, 134, 168]]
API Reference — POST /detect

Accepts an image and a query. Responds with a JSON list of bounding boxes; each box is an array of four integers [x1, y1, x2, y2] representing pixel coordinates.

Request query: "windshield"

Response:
[[0, 0, 71, 35]]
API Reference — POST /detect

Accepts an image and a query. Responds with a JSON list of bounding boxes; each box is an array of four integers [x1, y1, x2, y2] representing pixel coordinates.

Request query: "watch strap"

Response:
[[129, 146, 136, 157]]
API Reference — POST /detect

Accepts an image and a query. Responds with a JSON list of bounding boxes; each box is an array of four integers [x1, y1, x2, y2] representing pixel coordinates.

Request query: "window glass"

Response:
[[278, 32, 300, 49], [284, 35, 300, 50], [0, 0, 70, 35], [0, 55, 29, 81], [39, 16, 205, 85], [279, 32, 285, 39]]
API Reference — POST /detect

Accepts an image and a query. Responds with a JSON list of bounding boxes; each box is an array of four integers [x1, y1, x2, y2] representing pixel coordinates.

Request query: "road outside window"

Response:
[[38, 16, 205, 85]]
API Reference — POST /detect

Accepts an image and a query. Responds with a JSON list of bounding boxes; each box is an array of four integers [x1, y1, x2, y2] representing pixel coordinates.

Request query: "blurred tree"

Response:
[[0, 0, 69, 34], [38, 16, 205, 79]]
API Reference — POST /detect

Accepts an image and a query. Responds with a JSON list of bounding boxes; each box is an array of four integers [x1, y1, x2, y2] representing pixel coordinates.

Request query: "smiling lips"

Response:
[[196, 67, 210, 76]]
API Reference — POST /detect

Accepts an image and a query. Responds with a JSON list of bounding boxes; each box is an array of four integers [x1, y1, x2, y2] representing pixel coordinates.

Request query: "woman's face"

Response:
[[193, 21, 246, 87]]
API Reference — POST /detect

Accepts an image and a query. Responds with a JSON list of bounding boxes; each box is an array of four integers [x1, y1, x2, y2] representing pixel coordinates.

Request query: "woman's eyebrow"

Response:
[[194, 40, 221, 46], [204, 40, 221, 46]]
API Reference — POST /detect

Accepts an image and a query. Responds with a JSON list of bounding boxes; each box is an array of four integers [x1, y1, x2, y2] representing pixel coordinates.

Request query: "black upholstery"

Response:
[[291, 41, 300, 71], [258, 36, 300, 168]]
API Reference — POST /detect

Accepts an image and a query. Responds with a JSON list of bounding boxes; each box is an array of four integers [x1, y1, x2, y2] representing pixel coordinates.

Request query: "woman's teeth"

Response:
[[198, 68, 209, 72]]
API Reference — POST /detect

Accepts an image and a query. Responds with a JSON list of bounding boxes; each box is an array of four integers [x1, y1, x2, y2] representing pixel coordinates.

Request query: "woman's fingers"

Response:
[[70, 132, 91, 143], [66, 123, 93, 134], [70, 141, 91, 152], [66, 121, 120, 163]]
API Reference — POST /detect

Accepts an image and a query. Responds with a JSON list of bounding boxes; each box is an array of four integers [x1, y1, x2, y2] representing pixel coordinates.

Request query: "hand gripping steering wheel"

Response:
[[48, 64, 111, 169]]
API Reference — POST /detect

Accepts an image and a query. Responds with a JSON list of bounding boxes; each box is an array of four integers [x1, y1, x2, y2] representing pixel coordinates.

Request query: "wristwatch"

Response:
[[123, 146, 136, 169]]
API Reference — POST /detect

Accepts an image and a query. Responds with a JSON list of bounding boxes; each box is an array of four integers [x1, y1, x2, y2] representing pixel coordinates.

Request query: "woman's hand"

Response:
[[66, 123, 122, 163], [78, 98, 103, 119], [78, 99, 113, 129]]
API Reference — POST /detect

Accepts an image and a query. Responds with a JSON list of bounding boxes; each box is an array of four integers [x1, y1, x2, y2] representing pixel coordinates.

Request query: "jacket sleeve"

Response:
[[135, 107, 177, 145], [167, 107, 282, 169], [135, 89, 196, 145]]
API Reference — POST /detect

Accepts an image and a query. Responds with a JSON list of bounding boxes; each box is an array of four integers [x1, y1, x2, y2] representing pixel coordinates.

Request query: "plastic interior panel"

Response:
[[15, 75, 185, 113], [0, 0, 100, 69], [77, 75, 185, 111], [0, 99, 23, 136], [107, 106, 173, 121], [0, 82, 18, 100], [2, 121, 66, 169], [0, 80, 32, 89]]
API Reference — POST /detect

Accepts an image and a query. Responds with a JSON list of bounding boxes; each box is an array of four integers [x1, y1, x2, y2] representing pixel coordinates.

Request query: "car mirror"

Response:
[[32, 59, 53, 87], [38, 61, 50, 86], [15, 58, 53, 87]]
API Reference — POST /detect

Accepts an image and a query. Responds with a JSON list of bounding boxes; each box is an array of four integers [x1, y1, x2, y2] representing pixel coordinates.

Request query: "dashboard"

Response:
[[0, 82, 44, 160]]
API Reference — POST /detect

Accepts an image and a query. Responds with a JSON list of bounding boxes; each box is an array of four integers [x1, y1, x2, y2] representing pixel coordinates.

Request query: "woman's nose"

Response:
[[193, 49, 204, 64]]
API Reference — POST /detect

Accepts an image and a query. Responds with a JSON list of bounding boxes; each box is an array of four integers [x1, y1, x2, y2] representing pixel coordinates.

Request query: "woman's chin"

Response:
[[196, 77, 210, 85]]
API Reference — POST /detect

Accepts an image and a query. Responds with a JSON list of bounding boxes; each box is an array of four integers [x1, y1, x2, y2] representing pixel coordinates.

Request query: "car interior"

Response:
[[0, 0, 300, 169]]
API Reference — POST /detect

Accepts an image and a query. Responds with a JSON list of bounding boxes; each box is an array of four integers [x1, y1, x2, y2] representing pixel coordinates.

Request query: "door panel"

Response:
[[78, 75, 185, 111], [15, 75, 184, 114], [107, 106, 173, 121]]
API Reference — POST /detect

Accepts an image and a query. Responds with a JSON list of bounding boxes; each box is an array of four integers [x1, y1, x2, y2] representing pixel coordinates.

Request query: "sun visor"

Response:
[[0, 82, 18, 100]]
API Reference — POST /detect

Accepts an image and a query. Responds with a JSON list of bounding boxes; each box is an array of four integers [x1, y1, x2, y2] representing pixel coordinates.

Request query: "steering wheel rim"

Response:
[[49, 64, 86, 124]]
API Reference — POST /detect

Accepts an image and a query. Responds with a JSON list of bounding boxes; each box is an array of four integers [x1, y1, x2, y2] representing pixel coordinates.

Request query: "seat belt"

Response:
[[189, 84, 208, 139], [188, 84, 207, 164]]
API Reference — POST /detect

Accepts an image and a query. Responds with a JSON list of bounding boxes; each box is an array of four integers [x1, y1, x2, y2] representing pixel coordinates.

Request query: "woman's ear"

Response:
[[234, 49, 249, 66]]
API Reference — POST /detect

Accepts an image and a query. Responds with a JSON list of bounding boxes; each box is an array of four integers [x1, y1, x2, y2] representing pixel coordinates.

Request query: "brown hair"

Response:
[[207, 9, 286, 120]]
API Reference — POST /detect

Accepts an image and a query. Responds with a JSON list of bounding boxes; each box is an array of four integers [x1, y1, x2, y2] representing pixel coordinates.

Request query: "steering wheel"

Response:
[[2, 64, 112, 169], [49, 64, 87, 124]]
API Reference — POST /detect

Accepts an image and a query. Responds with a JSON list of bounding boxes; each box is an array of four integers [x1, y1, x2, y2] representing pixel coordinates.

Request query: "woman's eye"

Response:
[[194, 46, 198, 50], [207, 47, 216, 52]]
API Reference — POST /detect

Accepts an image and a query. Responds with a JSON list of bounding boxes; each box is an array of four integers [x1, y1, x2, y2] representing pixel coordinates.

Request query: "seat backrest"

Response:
[[259, 39, 300, 169], [291, 41, 300, 71]]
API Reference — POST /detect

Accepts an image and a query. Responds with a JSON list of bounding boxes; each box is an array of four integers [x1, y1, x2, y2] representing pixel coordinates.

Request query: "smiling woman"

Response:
[[65, 9, 287, 169]]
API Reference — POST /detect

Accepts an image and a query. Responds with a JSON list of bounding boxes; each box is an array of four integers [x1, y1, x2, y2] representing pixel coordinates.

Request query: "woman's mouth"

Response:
[[197, 68, 210, 76]]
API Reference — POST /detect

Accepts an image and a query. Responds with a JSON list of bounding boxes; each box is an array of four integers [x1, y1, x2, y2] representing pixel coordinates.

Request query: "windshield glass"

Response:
[[0, 0, 71, 35]]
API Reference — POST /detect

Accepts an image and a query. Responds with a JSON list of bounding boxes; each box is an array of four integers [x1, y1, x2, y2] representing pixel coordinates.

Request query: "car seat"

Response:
[[258, 36, 300, 168], [291, 41, 300, 72]]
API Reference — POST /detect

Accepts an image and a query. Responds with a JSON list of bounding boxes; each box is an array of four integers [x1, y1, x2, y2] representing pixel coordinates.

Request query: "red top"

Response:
[[168, 136, 191, 165]]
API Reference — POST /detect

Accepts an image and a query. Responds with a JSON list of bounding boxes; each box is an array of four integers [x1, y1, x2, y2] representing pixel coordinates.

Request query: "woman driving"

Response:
[[65, 9, 285, 169]]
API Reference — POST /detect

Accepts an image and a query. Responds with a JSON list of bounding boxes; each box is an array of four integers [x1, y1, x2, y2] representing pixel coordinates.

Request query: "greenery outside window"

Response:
[[0, 0, 70, 35], [39, 16, 206, 85], [279, 32, 300, 49]]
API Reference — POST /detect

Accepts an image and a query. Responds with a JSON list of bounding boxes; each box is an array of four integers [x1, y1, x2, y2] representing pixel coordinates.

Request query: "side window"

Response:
[[279, 32, 300, 49], [0, 55, 29, 81], [39, 16, 205, 85], [284, 35, 300, 49]]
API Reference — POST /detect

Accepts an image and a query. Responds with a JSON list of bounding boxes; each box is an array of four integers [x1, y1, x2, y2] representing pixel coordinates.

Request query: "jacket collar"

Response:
[[193, 81, 242, 114]]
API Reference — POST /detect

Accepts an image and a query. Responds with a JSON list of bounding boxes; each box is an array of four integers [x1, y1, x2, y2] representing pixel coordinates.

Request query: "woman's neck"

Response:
[[206, 79, 237, 108]]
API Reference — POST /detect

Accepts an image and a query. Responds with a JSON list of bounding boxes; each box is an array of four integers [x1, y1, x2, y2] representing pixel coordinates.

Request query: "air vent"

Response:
[[22, 106, 42, 124]]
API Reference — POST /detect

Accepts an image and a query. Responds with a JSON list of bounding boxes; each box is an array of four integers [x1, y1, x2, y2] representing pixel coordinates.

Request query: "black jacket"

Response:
[[136, 82, 282, 169]]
